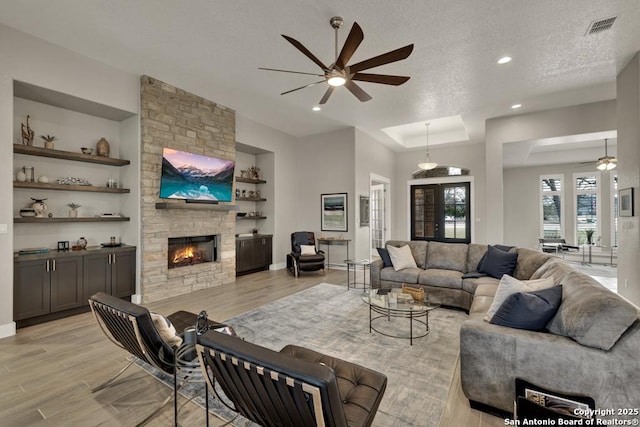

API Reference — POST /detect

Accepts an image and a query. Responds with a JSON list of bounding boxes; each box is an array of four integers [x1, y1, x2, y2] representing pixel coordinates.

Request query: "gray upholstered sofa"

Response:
[[371, 240, 640, 418]]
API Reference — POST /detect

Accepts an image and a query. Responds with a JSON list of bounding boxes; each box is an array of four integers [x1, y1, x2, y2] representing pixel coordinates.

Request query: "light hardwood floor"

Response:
[[0, 269, 503, 427]]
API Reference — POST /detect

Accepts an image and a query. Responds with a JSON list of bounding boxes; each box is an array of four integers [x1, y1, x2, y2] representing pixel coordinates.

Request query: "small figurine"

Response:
[[21, 115, 35, 145]]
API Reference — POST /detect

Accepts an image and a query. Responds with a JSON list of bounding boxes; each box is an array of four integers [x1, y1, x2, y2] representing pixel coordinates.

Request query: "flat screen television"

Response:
[[159, 148, 235, 202]]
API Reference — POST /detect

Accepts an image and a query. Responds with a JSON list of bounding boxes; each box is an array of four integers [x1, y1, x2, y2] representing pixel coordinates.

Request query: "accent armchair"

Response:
[[196, 330, 387, 427], [287, 231, 325, 277]]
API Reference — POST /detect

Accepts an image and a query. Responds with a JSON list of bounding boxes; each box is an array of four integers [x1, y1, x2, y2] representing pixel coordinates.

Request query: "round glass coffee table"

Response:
[[361, 289, 440, 345]]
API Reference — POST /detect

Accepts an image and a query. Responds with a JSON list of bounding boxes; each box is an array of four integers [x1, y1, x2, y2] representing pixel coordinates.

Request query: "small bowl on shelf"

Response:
[[19, 208, 36, 218], [236, 212, 247, 217], [81, 147, 93, 155]]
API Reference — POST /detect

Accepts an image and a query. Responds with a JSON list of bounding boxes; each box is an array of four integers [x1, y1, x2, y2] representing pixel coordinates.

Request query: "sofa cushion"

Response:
[[376, 247, 392, 268], [385, 240, 428, 269], [530, 259, 575, 284], [485, 275, 555, 321], [513, 248, 553, 280], [547, 271, 639, 350], [462, 276, 500, 294], [386, 244, 418, 271], [466, 244, 488, 273], [426, 241, 469, 273], [419, 269, 463, 290], [380, 266, 420, 284], [478, 245, 518, 279], [490, 285, 563, 330]]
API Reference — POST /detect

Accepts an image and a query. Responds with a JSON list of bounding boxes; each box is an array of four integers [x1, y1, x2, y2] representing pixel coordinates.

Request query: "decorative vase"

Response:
[[31, 198, 48, 218], [77, 237, 87, 249], [96, 137, 110, 157], [16, 170, 26, 182], [44, 141, 54, 150], [69, 209, 78, 218]]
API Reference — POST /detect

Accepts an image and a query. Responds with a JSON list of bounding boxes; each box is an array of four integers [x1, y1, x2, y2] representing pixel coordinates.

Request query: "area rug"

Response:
[[139, 283, 469, 426]]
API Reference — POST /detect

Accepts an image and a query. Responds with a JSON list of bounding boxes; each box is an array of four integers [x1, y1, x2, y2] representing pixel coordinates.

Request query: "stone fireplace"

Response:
[[168, 235, 218, 269], [140, 76, 236, 303]]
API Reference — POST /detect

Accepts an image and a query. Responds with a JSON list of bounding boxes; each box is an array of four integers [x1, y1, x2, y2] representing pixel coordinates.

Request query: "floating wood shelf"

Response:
[[236, 197, 267, 202], [13, 181, 130, 193], [235, 176, 266, 184], [237, 216, 267, 220], [155, 202, 238, 211], [14, 144, 130, 166], [14, 216, 130, 223]]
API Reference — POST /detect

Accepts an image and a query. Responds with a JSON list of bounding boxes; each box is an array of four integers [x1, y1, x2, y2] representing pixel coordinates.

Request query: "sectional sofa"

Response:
[[370, 240, 640, 419]]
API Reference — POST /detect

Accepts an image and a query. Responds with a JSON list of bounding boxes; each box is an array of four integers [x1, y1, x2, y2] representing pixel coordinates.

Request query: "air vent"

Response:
[[586, 16, 617, 35]]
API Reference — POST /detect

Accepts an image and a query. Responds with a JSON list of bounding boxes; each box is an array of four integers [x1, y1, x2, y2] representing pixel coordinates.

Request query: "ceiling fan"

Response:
[[577, 139, 617, 170], [259, 16, 414, 104]]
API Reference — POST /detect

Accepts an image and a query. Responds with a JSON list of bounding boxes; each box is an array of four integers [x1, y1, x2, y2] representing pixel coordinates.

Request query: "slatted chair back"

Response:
[[89, 292, 175, 374], [196, 331, 349, 427]]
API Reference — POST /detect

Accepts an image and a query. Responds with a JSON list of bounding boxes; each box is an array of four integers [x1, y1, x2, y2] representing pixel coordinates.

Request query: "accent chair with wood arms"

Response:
[[88, 292, 224, 426], [196, 330, 387, 427], [287, 231, 325, 277]]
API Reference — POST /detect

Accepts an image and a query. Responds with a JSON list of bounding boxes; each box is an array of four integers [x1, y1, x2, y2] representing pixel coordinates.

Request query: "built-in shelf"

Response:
[[235, 176, 266, 184], [236, 197, 267, 202], [14, 144, 130, 166], [237, 216, 267, 220], [14, 217, 130, 223], [13, 181, 130, 193], [155, 202, 238, 211]]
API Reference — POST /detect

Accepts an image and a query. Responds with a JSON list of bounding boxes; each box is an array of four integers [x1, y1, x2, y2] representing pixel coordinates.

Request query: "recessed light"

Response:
[[511, 103, 522, 109], [312, 106, 321, 112], [497, 56, 512, 65]]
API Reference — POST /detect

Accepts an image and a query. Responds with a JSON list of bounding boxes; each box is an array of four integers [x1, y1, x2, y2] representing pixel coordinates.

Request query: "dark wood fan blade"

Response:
[[352, 73, 410, 85], [259, 67, 324, 77], [348, 44, 414, 73], [319, 87, 335, 104], [344, 80, 372, 102], [282, 35, 328, 71], [281, 80, 325, 96], [335, 22, 364, 70]]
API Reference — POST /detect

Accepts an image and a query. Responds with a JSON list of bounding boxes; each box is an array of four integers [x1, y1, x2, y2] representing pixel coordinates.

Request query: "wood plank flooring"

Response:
[[0, 268, 503, 426]]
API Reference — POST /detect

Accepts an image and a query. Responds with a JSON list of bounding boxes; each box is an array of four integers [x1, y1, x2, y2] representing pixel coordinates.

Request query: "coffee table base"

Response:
[[368, 304, 430, 345]]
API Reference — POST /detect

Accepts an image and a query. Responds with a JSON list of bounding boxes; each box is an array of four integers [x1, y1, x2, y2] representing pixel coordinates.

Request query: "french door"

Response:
[[411, 182, 470, 243], [370, 184, 386, 251]]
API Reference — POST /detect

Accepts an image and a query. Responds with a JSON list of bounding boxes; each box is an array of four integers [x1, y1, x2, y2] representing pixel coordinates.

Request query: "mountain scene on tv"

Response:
[[160, 148, 235, 201]]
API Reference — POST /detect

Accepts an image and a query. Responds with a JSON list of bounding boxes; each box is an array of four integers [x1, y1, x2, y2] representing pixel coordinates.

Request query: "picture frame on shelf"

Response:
[[619, 188, 634, 217], [321, 193, 348, 232]]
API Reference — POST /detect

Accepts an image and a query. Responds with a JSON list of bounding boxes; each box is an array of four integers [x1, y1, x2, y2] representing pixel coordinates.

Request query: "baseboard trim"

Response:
[[131, 294, 142, 304], [270, 262, 286, 270], [0, 321, 16, 338]]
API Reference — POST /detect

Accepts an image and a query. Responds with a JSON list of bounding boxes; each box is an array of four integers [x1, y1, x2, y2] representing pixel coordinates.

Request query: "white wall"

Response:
[[295, 128, 355, 262], [354, 129, 395, 259], [616, 53, 640, 305], [0, 24, 139, 336], [393, 142, 487, 243], [504, 163, 616, 249]]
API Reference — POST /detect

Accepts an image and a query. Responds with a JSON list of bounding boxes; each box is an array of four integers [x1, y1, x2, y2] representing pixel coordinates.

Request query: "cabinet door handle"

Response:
[[46, 260, 49, 272], [52, 260, 56, 272], [112, 254, 116, 264]]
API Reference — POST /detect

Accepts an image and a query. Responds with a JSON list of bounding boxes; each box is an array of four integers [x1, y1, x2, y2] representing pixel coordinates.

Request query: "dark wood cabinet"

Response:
[[14, 256, 83, 320], [236, 235, 272, 275], [14, 247, 136, 327]]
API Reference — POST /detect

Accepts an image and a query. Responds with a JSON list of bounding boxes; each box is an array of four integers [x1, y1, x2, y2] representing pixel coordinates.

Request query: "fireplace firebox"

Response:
[[168, 235, 217, 269]]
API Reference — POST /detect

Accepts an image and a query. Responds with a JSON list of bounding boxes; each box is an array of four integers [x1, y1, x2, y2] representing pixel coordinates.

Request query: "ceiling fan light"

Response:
[[597, 157, 617, 171], [327, 75, 346, 87]]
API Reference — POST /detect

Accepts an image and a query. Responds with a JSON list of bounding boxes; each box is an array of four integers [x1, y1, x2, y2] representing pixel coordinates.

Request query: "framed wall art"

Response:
[[619, 187, 634, 217], [321, 193, 348, 232]]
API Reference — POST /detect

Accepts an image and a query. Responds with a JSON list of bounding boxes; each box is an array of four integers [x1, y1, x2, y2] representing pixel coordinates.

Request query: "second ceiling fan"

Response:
[[260, 16, 414, 104]]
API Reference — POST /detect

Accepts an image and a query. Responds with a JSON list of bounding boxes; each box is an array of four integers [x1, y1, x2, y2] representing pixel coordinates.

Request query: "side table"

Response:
[[345, 259, 371, 290]]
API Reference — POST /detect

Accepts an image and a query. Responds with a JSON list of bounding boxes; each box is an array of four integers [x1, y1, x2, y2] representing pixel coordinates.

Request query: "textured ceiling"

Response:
[[1, 0, 639, 162]]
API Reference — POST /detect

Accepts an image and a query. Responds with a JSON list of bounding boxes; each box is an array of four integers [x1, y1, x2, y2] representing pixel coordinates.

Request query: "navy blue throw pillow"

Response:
[[377, 247, 392, 268], [490, 285, 563, 331], [478, 245, 518, 279], [476, 244, 514, 271]]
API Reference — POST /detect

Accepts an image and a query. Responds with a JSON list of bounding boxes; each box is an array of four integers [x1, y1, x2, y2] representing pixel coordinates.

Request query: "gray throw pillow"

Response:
[[490, 285, 563, 330], [478, 245, 518, 279]]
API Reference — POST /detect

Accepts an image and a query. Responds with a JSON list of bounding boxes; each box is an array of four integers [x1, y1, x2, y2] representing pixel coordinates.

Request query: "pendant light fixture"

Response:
[[596, 138, 617, 171], [418, 122, 438, 170]]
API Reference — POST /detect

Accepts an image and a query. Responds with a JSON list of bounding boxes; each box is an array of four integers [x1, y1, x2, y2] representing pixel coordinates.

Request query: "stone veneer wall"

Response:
[[140, 75, 236, 302]]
